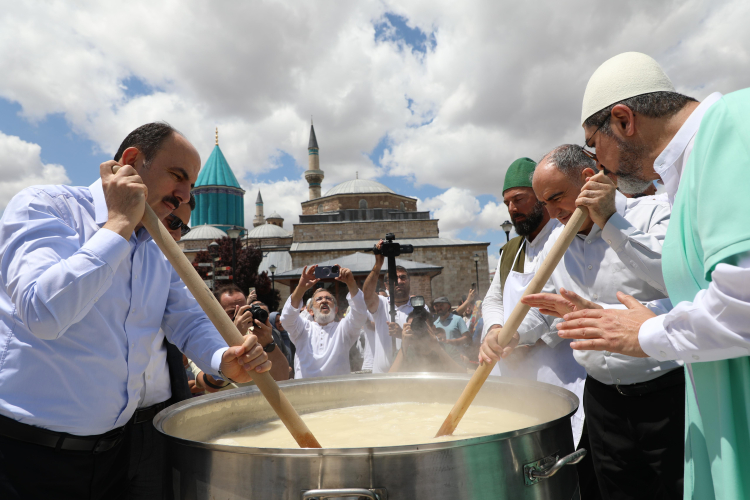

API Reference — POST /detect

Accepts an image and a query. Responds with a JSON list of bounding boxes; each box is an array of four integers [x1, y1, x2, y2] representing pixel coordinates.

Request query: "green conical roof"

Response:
[[195, 145, 241, 188]]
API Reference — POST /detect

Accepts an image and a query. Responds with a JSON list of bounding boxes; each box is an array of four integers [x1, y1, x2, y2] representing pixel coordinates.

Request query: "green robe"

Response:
[[662, 88, 750, 499]]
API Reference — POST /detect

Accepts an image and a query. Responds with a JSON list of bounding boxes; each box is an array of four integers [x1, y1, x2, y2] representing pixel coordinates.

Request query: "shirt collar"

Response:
[[89, 178, 108, 225], [653, 92, 723, 202]]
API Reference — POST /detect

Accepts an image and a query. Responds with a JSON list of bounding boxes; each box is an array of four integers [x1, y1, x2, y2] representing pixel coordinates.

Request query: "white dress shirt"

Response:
[[364, 295, 429, 373], [138, 329, 172, 408], [637, 91, 750, 363], [0, 181, 228, 435], [523, 192, 680, 385], [482, 218, 561, 342], [281, 291, 367, 378]]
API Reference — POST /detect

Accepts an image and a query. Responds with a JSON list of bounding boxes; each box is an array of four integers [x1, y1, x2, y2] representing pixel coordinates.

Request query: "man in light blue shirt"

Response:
[[432, 297, 470, 344], [0, 122, 270, 500]]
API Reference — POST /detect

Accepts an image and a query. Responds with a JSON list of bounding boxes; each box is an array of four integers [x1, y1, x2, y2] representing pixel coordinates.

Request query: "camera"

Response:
[[314, 265, 340, 279], [250, 304, 269, 324], [408, 296, 430, 337], [372, 233, 414, 258]]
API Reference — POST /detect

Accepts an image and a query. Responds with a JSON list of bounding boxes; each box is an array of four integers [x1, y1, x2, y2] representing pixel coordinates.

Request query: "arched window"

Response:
[[399, 202, 405, 211], [359, 199, 368, 209]]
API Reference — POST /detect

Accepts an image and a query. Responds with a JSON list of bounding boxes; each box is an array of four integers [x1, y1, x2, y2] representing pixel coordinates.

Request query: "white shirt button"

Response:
[[692, 355, 700, 361], [586, 240, 591, 244], [592, 294, 598, 300], [604, 351, 610, 356], [659, 350, 667, 357], [631, 263, 637, 268], [587, 265, 593, 270], [607, 240, 612, 245], [134, 275, 138, 280], [131, 343, 135, 348]]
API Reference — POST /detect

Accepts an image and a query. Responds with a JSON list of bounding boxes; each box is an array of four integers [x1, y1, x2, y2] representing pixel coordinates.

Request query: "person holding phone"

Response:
[[279, 265, 367, 379]]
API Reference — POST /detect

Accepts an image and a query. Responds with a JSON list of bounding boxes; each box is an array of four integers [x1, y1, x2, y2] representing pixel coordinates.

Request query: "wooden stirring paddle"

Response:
[[112, 165, 321, 448], [436, 207, 589, 438]]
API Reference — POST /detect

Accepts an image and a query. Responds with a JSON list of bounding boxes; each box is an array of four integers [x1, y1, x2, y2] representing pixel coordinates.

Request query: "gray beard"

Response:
[[314, 309, 336, 324], [614, 136, 654, 194], [513, 201, 545, 236]]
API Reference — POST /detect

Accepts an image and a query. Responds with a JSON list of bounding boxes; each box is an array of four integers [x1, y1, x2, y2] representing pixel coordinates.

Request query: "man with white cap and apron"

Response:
[[558, 52, 750, 500]]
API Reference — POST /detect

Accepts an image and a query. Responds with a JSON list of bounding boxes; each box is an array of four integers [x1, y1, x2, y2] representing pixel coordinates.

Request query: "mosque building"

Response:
[[178, 124, 490, 306]]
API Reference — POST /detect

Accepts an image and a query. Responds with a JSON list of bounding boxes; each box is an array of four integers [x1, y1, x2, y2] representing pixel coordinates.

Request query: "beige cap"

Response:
[[581, 52, 675, 125]]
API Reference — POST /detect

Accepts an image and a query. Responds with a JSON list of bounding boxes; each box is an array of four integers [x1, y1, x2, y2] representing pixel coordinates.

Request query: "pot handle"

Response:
[[524, 449, 587, 485], [302, 488, 386, 500]]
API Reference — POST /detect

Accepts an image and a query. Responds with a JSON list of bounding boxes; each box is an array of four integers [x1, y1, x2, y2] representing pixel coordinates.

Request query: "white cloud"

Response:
[[419, 187, 509, 237], [0, 132, 70, 210]]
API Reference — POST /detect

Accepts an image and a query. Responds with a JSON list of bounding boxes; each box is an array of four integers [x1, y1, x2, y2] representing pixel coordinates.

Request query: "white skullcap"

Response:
[[581, 52, 675, 125]]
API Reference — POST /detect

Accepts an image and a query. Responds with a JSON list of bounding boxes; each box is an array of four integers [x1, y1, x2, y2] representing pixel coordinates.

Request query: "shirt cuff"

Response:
[[210, 347, 230, 378], [84, 228, 132, 271], [638, 315, 677, 361], [600, 212, 635, 251]]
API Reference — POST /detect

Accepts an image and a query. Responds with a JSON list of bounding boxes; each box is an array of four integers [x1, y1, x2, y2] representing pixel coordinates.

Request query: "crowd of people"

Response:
[[0, 50, 748, 500]]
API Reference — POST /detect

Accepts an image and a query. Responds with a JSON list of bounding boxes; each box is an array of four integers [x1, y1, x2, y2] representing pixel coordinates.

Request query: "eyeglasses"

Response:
[[166, 213, 191, 236], [581, 116, 610, 162]]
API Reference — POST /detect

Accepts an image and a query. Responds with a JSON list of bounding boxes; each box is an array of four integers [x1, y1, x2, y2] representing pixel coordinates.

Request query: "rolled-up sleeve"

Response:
[[280, 295, 310, 346], [481, 259, 504, 341], [0, 189, 131, 340], [337, 290, 368, 344]]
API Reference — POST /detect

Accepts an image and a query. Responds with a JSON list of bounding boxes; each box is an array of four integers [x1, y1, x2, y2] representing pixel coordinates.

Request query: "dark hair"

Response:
[[539, 144, 596, 183], [114, 121, 181, 166], [213, 283, 244, 303], [188, 193, 196, 211], [385, 265, 409, 282], [584, 91, 697, 135]]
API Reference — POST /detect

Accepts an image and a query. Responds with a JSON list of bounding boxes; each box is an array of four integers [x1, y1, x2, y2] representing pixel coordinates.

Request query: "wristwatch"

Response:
[[263, 341, 276, 353]]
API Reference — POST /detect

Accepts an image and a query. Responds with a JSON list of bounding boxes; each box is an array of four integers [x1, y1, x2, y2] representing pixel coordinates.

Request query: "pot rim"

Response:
[[154, 373, 579, 457]]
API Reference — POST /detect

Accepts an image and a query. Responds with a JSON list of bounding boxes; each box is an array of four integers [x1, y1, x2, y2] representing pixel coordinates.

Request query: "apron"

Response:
[[491, 242, 587, 446]]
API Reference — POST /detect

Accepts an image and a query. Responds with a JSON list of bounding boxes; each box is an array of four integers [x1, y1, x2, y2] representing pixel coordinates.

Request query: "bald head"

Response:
[[533, 145, 597, 228]]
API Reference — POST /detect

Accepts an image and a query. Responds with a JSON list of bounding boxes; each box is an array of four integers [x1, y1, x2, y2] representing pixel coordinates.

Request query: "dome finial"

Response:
[[215, 126, 219, 146]]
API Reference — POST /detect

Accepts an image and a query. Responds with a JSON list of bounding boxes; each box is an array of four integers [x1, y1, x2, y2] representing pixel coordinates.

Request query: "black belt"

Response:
[[591, 368, 685, 397], [0, 413, 129, 454], [133, 401, 169, 425]]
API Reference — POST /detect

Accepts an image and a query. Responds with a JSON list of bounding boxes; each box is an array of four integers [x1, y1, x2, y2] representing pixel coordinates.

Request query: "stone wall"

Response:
[[301, 193, 418, 215], [293, 219, 439, 242], [290, 243, 490, 306]]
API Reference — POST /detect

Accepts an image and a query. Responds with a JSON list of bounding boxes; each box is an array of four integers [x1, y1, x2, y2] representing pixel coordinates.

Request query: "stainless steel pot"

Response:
[[155, 373, 583, 500]]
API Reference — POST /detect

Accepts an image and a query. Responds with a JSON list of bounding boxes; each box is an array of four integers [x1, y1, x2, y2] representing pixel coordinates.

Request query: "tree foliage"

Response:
[[192, 237, 280, 311]]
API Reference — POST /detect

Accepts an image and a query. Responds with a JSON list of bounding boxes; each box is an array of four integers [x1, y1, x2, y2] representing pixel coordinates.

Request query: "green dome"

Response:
[[192, 143, 245, 230], [195, 145, 241, 188]]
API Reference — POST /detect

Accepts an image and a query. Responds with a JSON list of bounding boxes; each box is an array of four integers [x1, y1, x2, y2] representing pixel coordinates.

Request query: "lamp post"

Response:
[[207, 241, 220, 291], [501, 220, 513, 242], [269, 264, 277, 292], [226, 227, 243, 283], [473, 253, 480, 292]]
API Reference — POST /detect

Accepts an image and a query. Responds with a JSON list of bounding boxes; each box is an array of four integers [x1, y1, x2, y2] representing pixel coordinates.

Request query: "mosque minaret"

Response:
[[304, 121, 324, 200]]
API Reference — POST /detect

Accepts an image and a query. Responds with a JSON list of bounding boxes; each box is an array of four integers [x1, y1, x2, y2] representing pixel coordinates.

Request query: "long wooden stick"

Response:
[[114, 167, 321, 448], [436, 207, 589, 437]]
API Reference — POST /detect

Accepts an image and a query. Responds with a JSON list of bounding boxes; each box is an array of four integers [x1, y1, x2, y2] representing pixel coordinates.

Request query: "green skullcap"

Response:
[[503, 157, 537, 193]]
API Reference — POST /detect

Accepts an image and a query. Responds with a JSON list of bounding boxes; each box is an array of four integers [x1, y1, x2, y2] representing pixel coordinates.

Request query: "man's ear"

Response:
[[610, 104, 637, 138], [120, 147, 141, 168], [581, 167, 597, 180]]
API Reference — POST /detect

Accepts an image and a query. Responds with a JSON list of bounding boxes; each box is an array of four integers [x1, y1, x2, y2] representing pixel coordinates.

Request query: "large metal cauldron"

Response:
[[155, 373, 582, 500]]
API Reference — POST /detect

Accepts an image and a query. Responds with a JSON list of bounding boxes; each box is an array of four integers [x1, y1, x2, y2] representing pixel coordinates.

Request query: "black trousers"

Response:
[[0, 428, 130, 500], [127, 417, 167, 500], [584, 374, 685, 500]]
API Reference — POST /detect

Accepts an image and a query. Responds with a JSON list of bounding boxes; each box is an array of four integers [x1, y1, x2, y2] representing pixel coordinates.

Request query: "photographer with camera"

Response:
[[388, 305, 465, 373], [280, 265, 367, 379], [361, 238, 430, 372], [190, 284, 290, 390]]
